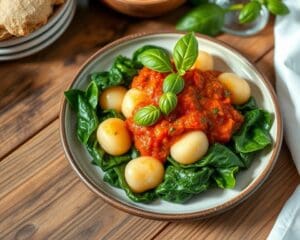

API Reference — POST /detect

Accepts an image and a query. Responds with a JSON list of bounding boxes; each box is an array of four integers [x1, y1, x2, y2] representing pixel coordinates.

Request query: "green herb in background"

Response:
[[177, 0, 289, 36]]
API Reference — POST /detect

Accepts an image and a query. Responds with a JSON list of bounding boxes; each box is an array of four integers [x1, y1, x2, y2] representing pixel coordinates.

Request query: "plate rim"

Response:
[[59, 31, 283, 221]]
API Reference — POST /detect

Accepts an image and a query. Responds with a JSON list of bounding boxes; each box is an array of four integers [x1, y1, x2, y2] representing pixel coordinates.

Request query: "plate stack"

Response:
[[0, 0, 76, 61]]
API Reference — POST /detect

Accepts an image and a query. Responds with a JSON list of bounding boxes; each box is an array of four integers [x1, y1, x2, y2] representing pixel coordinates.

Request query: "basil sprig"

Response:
[[134, 105, 161, 126], [159, 93, 178, 115], [239, 1, 261, 24], [163, 73, 185, 94], [134, 33, 199, 126], [173, 32, 198, 75], [139, 49, 173, 73]]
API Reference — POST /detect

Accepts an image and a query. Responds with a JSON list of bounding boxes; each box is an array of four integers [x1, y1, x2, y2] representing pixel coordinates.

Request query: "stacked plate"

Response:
[[0, 0, 76, 61]]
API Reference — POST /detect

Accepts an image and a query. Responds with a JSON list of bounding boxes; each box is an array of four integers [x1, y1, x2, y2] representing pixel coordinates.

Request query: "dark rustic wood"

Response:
[[0, 1, 299, 239]]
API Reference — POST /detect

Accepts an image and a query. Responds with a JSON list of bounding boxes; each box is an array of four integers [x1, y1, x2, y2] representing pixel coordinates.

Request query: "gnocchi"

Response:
[[125, 156, 164, 193], [218, 73, 251, 105], [170, 131, 209, 165], [97, 118, 131, 156], [192, 51, 214, 71], [121, 88, 147, 118], [99, 86, 127, 112]]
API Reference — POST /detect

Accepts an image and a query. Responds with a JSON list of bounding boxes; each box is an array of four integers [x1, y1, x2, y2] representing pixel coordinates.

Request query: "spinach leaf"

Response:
[[132, 45, 169, 68], [168, 143, 244, 169], [111, 56, 138, 85], [91, 55, 138, 91], [233, 109, 273, 153], [173, 32, 198, 75], [91, 72, 111, 90], [156, 166, 213, 203], [98, 109, 124, 122], [139, 49, 173, 73], [213, 166, 239, 189], [64, 89, 85, 111], [88, 133, 138, 171], [176, 3, 225, 36], [76, 95, 99, 144], [85, 81, 99, 109], [114, 164, 157, 203], [235, 97, 257, 113], [103, 168, 121, 188]]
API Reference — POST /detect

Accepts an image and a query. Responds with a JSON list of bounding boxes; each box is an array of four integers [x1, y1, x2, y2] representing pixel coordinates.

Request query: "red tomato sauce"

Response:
[[126, 67, 244, 162]]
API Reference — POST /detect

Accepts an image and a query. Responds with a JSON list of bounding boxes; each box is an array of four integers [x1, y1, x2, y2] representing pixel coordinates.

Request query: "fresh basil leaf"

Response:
[[132, 45, 169, 68], [213, 166, 239, 189], [139, 49, 173, 73], [176, 3, 225, 36], [266, 0, 289, 15], [76, 95, 99, 144], [163, 73, 185, 94], [156, 166, 213, 203], [173, 32, 198, 74], [64, 89, 85, 112], [85, 81, 99, 109], [134, 105, 161, 126], [239, 1, 262, 24], [113, 164, 157, 202], [159, 92, 178, 115]]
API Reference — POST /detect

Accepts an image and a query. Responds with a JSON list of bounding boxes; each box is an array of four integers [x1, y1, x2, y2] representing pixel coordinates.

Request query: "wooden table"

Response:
[[1, 1, 299, 239]]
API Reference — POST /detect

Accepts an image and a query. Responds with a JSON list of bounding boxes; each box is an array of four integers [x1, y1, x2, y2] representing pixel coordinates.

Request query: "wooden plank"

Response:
[[154, 144, 300, 240], [0, 6, 274, 160]]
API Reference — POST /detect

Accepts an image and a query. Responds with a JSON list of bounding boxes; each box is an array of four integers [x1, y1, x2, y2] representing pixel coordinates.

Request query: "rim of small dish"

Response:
[[59, 31, 283, 221]]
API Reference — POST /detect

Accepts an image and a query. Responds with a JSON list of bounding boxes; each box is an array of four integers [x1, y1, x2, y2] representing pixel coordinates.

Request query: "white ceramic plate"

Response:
[[0, 0, 72, 48], [0, 0, 75, 61], [60, 33, 282, 220]]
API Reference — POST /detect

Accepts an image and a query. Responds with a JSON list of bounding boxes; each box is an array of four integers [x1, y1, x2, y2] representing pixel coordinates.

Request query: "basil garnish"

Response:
[[139, 49, 173, 73], [159, 92, 178, 115], [239, 1, 261, 24], [173, 32, 198, 75], [163, 73, 185, 94], [134, 105, 161, 126]]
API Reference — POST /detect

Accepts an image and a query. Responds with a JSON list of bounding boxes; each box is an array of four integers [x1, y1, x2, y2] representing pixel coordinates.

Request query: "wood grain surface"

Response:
[[0, 1, 299, 239]]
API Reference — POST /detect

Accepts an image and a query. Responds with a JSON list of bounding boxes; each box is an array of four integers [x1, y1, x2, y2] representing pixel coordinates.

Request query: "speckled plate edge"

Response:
[[59, 32, 283, 221]]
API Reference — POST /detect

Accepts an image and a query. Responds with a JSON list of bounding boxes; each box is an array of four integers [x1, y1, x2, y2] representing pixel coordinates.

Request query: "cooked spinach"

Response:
[[156, 166, 213, 203], [88, 132, 139, 171], [76, 95, 99, 144], [213, 166, 239, 189], [103, 168, 121, 188], [85, 81, 99, 109], [235, 97, 257, 113], [64, 89, 85, 112], [233, 109, 273, 153], [98, 109, 124, 122]]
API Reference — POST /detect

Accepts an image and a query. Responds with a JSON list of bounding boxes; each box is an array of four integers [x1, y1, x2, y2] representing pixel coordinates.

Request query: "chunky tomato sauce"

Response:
[[126, 67, 244, 162]]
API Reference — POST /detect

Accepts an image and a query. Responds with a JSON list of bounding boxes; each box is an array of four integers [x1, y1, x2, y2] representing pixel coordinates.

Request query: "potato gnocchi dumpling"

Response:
[[170, 131, 209, 165], [125, 156, 164, 193], [192, 51, 214, 71], [97, 118, 131, 156], [100, 86, 127, 112], [218, 73, 251, 105], [121, 88, 147, 118]]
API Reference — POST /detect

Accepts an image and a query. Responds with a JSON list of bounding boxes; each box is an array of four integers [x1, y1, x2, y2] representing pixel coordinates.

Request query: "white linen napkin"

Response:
[[268, 0, 300, 239]]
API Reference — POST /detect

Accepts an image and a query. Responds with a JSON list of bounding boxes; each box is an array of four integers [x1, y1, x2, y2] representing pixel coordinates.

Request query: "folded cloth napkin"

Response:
[[268, 0, 300, 239]]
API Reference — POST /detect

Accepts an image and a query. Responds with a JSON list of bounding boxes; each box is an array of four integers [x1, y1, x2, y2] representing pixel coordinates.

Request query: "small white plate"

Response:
[[0, 0, 75, 60], [0, 0, 72, 48], [60, 32, 283, 220]]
